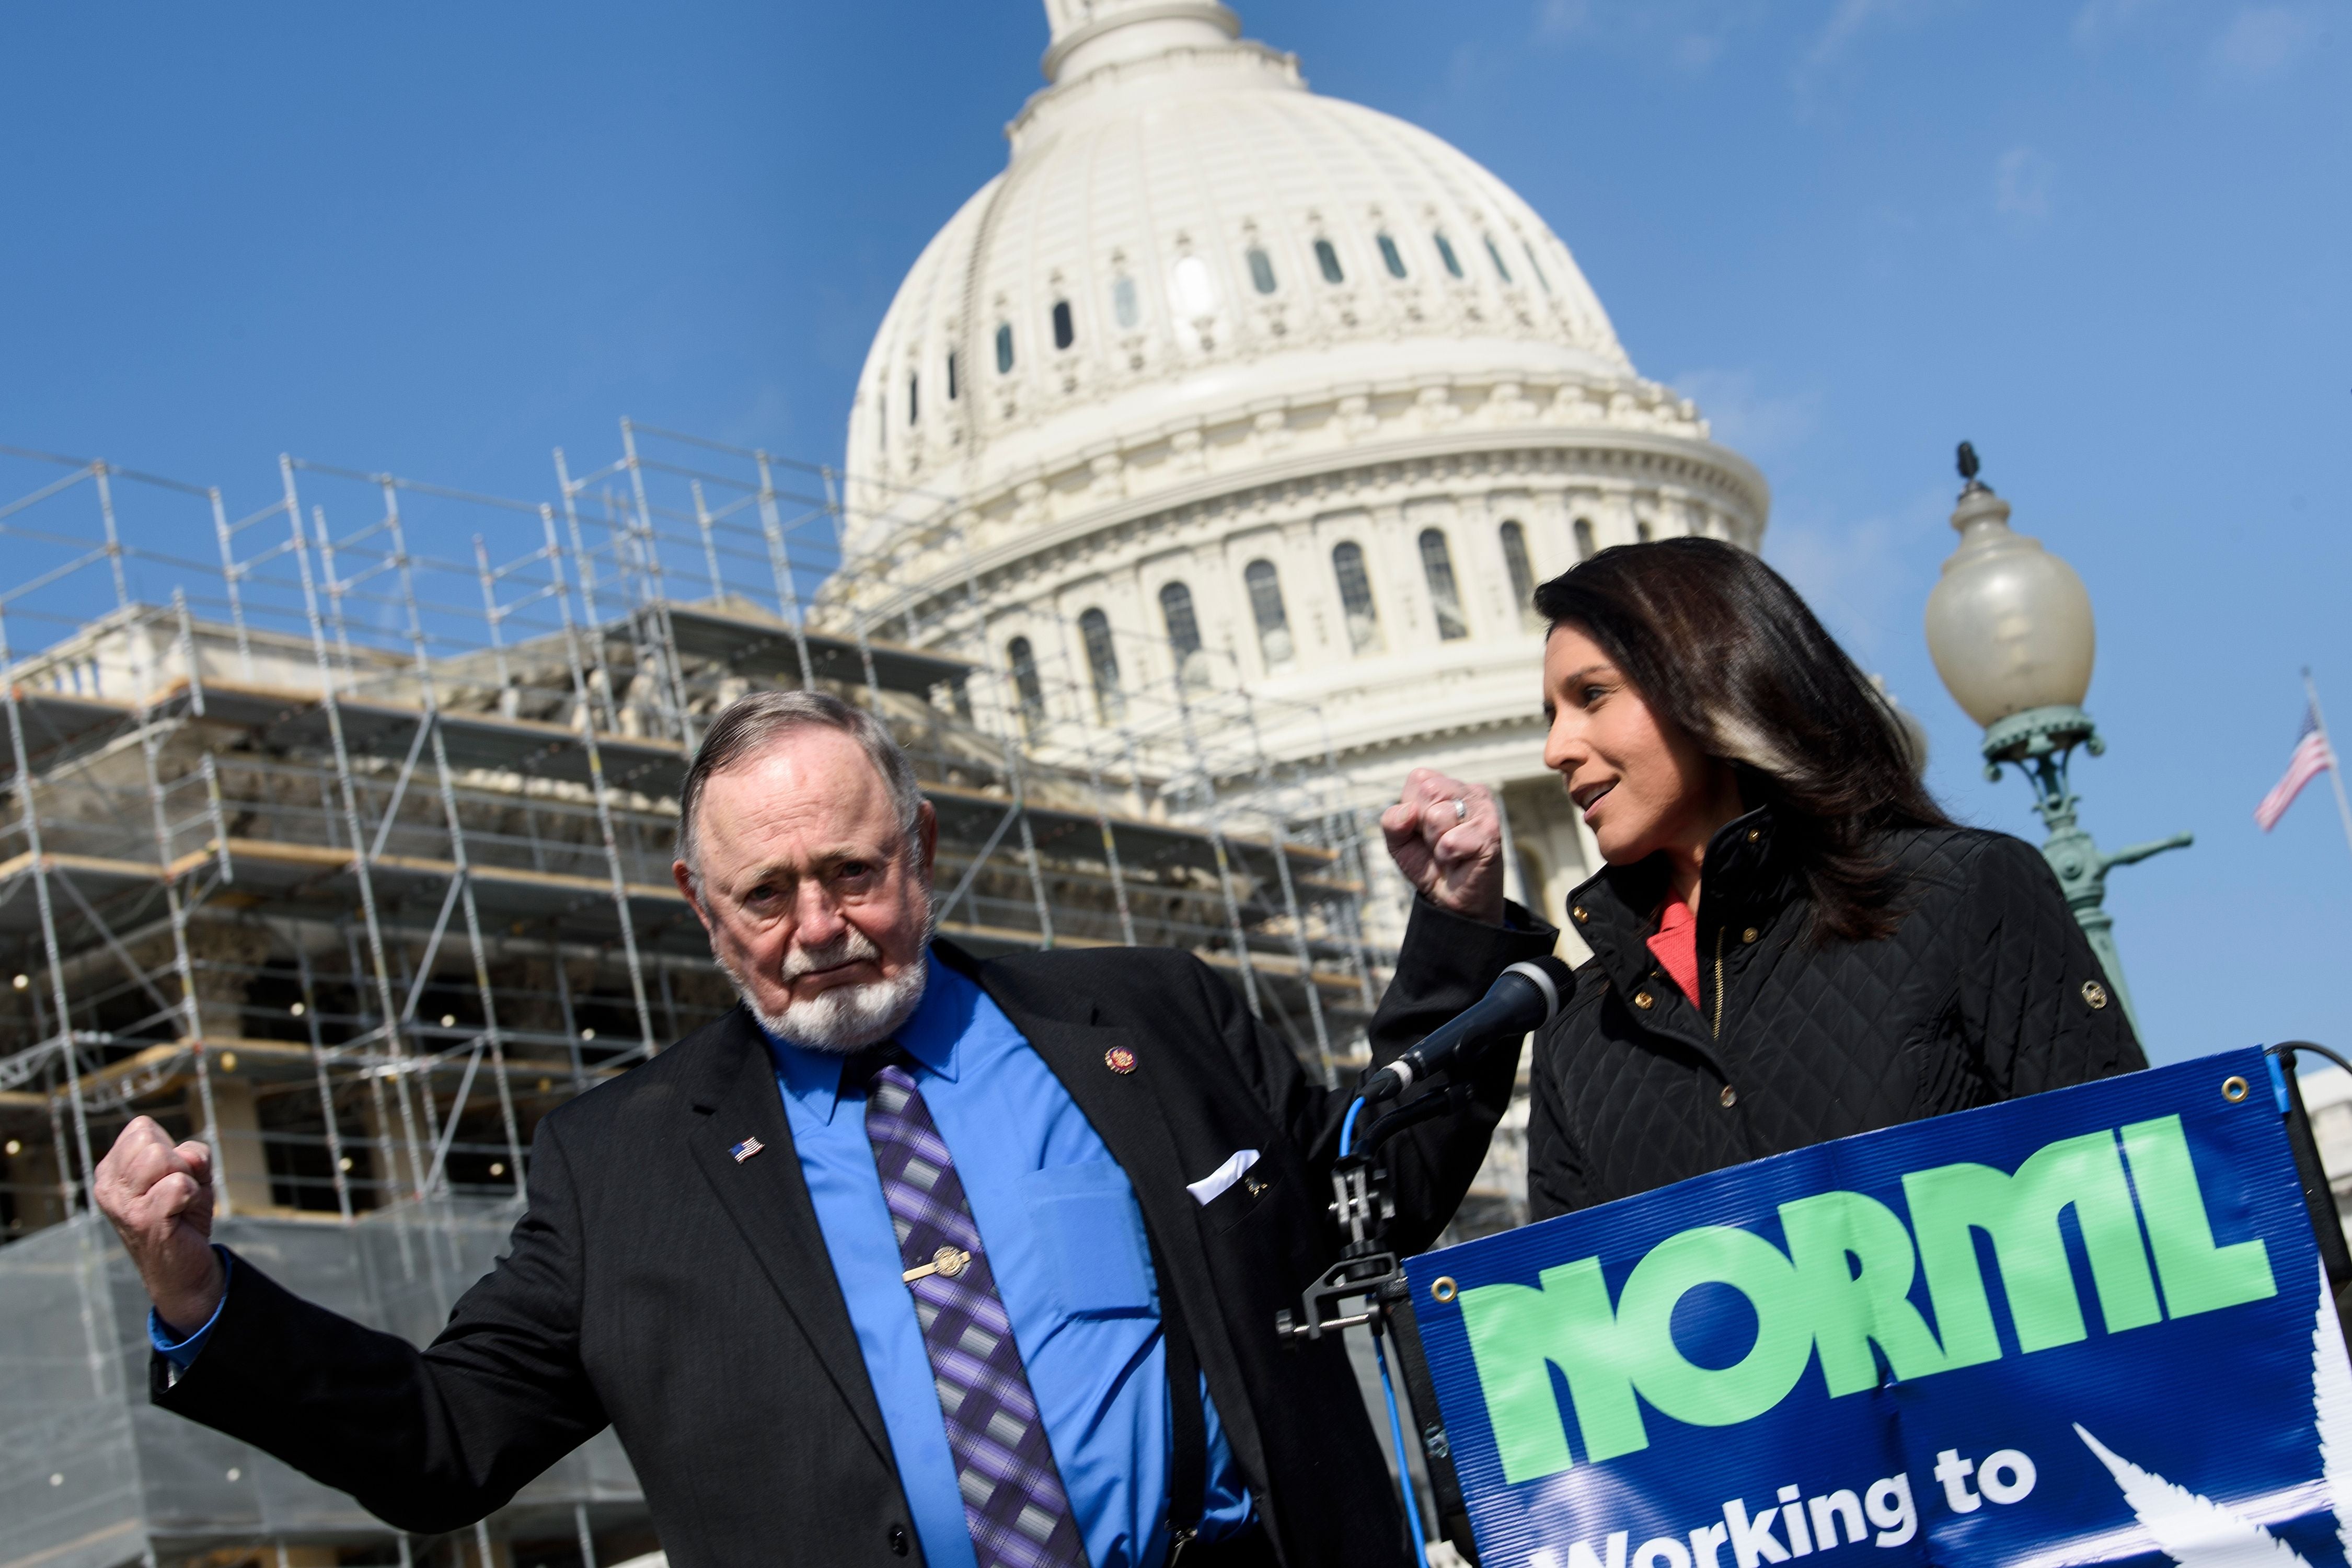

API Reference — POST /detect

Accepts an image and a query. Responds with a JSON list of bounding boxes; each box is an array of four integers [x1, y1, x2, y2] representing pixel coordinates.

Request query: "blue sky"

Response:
[[2, 2, 2345, 1064]]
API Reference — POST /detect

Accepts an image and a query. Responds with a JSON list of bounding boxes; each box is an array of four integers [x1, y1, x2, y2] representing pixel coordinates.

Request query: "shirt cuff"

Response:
[[148, 1247, 233, 1369]]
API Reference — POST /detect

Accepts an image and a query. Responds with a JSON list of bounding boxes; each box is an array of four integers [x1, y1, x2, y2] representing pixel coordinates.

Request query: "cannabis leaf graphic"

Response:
[[2073, 1424, 2310, 1567]]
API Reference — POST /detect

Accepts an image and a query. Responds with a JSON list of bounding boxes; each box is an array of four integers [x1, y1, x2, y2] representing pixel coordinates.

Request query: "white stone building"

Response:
[[833, 0, 1769, 966]]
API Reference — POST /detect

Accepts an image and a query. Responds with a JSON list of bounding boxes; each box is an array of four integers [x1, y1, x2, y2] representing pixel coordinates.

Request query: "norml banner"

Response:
[[1403, 1047, 2352, 1568]]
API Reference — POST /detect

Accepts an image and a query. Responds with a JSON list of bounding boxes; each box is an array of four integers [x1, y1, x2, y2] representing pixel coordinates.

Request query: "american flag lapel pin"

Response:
[[730, 1136, 765, 1163]]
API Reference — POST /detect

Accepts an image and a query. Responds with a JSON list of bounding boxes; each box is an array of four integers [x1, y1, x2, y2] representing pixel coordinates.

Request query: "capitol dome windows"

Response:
[[1522, 241, 1552, 293], [1006, 636, 1045, 731], [947, 352, 959, 401], [1113, 274, 1140, 329], [1377, 233, 1408, 279], [1159, 581, 1210, 688], [1499, 521, 1539, 628], [1573, 517, 1596, 560], [1172, 255, 1217, 317], [1434, 233, 1465, 279], [1078, 608, 1122, 722], [1331, 542, 1383, 655], [1313, 239, 1344, 285], [1052, 300, 1076, 351], [1484, 237, 1513, 285], [1246, 247, 1277, 295], [907, 374, 919, 425], [995, 323, 1016, 375], [1244, 559, 1295, 670], [1419, 528, 1469, 641]]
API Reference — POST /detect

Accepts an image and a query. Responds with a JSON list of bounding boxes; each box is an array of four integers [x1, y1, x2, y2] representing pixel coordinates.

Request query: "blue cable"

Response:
[[1340, 1094, 1366, 1158], [1342, 1093, 1430, 1564], [1374, 1325, 1434, 1568]]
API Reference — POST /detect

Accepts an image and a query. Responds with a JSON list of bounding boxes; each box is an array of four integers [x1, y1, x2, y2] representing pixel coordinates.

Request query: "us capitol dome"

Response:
[[833, 0, 1769, 956]]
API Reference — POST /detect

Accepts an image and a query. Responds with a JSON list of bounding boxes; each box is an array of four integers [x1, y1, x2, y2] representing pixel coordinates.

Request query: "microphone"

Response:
[[1358, 956, 1575, 1105]]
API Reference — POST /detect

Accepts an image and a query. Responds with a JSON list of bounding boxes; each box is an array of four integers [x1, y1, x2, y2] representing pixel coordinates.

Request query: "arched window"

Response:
[[1078, 608, 1122, 722], [1244, 559, 1294, 668], [1006, 636, 1045, 729], [1573, 517, 1596, 559], [1246, 247, 1277, 294], [1434, 233, 1464, 279], [907, 374, 919, 425], [1419, 528, 1468, 641], [995, 322, 1015, 375], [1052, 299, 1075, 351], [1377, 233, 1408, 278], [1160, 580, 1208, 687], [1332, 541, 1382, 655], [1113, 274, 1139, 329], [1484, 236, 1514, 284], [1499, 521, 1538, 628], [1522, 241, 1551, 293], [1636, 520, 1654, 543], [1172, 255, 1216, 316], [947, 351, 959, 401], [1313, 239, 1344, 284]]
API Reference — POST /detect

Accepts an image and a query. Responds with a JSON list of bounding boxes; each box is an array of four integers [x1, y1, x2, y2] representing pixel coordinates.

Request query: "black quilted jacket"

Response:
[[1527, 806, 2147, 1219]]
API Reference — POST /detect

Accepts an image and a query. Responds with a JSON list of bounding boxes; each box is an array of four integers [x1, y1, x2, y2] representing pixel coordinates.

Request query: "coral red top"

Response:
[[1644, 895, 1702, 1009]]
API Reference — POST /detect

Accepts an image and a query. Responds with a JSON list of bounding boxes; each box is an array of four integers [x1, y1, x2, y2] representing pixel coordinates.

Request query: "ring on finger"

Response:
[[1452, 797, 1468, 822]]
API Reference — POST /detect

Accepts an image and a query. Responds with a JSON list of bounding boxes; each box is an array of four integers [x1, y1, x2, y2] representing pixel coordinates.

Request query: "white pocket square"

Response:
[[1186, 1148, 1261, 1206]]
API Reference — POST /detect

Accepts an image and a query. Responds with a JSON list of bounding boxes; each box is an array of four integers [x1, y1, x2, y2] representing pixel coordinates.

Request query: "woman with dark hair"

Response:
[[1521, 537, 2143, 1218]]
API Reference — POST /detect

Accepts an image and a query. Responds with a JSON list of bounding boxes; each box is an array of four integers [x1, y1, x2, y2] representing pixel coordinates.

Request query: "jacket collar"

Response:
[[1565, 803, 1793, 1007]]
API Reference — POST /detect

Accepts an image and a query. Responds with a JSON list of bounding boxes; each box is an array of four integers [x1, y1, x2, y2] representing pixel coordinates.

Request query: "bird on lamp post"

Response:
[[1924, 442, 2191, 1035]]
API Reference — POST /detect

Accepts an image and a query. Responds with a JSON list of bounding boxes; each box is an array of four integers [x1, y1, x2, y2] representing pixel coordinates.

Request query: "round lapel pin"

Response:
[[1104, 1046, 1137, 1075]]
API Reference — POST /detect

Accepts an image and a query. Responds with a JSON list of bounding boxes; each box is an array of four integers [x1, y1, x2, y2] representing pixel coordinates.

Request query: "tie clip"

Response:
[[903, 1246, 971, 1284]]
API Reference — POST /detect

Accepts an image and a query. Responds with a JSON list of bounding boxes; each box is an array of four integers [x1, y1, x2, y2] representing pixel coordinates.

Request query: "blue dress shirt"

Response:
[[766, 951, 1250, 1568]]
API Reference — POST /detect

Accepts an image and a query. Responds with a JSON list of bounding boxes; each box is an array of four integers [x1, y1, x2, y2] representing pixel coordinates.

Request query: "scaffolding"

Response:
[[0, 422, 1393, 1568]]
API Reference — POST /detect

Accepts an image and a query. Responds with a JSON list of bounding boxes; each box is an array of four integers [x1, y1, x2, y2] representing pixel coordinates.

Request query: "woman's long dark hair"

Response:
[[1532, 538, 1949, 942]]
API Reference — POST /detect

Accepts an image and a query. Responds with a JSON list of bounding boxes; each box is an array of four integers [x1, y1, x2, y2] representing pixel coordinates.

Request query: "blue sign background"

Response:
[[1405, 1048, 2344, 1568]]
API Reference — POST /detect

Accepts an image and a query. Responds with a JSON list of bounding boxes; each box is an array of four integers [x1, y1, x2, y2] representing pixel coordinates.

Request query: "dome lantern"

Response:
[[1041, 0, 1241, 83]]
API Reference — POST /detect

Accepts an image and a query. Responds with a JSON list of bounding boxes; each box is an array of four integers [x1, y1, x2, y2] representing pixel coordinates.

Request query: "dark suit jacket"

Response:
[[154, 898, 1553, 1567]]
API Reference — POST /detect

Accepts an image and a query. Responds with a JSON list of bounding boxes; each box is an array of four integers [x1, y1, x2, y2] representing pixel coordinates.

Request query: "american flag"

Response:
[[2255, 703, 2336, 831]]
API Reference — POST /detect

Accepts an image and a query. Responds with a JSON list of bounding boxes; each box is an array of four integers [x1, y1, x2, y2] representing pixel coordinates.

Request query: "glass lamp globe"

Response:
[[1924, 482, 2095, 730]]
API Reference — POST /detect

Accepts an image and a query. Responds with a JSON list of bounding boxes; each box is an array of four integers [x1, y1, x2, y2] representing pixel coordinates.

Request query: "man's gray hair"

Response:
[[676, 690, 924, 877]]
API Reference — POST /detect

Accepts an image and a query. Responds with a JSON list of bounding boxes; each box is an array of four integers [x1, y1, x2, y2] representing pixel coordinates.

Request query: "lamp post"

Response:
[[1924, 443, 2190, 1035]]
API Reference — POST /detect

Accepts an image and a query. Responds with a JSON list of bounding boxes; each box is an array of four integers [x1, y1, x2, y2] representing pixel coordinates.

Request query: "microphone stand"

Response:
[[1275, 1083, 1484, 1565]]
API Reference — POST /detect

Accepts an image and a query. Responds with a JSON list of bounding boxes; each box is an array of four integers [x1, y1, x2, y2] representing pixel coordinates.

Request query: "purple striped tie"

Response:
[[860, 1050, 1090, 1568]]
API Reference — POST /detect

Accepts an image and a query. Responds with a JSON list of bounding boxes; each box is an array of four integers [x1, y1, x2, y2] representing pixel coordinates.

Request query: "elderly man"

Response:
[[96, 691, 1554, 1568]]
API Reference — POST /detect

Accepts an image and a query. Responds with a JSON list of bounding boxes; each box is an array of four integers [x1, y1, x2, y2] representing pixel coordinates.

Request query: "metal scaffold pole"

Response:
[[0, 604, 98, 1212], [378, 479, 526, 1198], [543, 502, 660, 1062], [280, 457, 434, 1203], [97, 459, 228, 1210], [1238, 691, 1335, 1085]]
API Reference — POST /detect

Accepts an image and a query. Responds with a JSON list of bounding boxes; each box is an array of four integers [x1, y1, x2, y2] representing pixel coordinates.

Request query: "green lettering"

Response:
[[1459, 1258, 1648, 1483], [1780, 1190, 1949, 1395], [1904, 1129, 2161, 1364], [2120, 1114, 2275, 1317], [1615, 1225, 1814, 1429]]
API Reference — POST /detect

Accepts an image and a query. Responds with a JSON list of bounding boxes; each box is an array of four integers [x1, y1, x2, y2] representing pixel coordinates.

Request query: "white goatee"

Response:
[[724, 926, 928, 1053]]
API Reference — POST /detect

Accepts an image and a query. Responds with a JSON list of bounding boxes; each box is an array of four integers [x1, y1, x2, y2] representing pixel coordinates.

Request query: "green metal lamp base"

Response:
[[1981, 704, 2100, 770], [1980, 706, 2190, 1039]]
